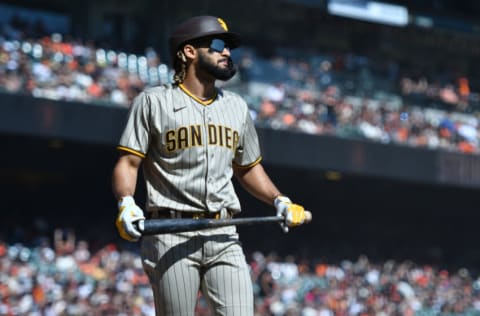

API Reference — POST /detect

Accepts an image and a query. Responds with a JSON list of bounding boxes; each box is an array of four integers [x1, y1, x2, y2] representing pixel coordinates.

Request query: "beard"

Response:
[[198, 52, 237, 81]]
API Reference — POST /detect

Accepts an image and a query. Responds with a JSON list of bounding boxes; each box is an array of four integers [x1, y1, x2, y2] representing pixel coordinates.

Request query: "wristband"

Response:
[[118, 196, 135, 208], [274, 195, 291, 207]]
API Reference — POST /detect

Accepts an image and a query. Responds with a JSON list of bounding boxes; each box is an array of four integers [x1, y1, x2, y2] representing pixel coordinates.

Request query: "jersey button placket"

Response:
[[208, 114, 214, 160], [204, 107, 212, 210]]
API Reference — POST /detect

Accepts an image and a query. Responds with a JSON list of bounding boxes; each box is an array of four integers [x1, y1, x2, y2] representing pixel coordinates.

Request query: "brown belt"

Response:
[[147, 210, 229, 220]]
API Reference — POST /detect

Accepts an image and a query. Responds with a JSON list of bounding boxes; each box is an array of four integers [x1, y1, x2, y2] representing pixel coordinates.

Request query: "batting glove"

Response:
[[116, 196, 145, 242], [274, 195, 306, 233]]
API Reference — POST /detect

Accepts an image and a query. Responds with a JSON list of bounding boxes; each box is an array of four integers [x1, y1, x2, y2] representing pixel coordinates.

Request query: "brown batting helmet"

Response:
[[169, 16, 242, 60]]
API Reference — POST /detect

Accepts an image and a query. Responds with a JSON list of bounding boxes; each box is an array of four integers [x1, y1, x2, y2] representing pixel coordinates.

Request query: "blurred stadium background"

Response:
[[2, 0, 480, 315]]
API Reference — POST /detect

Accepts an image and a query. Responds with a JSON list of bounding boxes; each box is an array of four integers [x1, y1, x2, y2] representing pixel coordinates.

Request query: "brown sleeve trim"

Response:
[[117, 146, 146, 158], [233, 156, 262, 169]]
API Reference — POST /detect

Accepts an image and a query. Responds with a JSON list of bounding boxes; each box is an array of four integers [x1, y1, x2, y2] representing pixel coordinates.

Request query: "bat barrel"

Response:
[[139, 216, 283, 235]]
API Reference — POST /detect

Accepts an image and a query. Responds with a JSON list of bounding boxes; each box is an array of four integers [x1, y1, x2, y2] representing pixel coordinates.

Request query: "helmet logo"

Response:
[[217, 18, 228, 31]]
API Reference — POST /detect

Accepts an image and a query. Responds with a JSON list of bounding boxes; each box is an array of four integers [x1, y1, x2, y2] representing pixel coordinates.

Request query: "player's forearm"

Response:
[[233, 163, 281, 206], [112, 154, 142, 200]]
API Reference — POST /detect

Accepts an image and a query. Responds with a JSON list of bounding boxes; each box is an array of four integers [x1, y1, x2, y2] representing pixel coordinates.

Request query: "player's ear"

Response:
[[182, 44, 196, 60]]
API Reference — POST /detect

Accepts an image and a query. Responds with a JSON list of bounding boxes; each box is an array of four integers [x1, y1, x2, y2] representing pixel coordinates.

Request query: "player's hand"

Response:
[[116, 196, 145, 242], [274, 195, 306, 233]]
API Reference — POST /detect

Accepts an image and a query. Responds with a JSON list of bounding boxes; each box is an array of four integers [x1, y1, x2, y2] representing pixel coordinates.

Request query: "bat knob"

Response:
[[304, 211, 312, 223]]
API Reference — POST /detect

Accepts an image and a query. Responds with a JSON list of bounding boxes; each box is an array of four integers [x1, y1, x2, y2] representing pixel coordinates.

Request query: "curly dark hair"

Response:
[[172, 51, 187, 84]]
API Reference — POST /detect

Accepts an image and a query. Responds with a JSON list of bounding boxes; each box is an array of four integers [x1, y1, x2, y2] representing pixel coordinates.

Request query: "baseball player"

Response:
[[112, 15, 307, 316]]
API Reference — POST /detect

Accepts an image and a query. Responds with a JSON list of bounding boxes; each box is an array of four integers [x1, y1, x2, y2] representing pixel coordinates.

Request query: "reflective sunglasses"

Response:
[[208, 39, 230, 53]]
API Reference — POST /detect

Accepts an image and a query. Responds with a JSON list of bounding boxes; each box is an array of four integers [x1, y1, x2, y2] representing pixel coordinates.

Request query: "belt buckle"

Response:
[[192, 213, 204, 220], [192, 212, 222, 219], [191, 212, 221, 219]]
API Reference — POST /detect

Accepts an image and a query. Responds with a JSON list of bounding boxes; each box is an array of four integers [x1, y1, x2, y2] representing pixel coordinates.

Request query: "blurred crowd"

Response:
[[2, 16, 480, 154], [0, 229, 154, 316], [0, 16, 170, 107], [2, 230, 480, 316], [237, 50, 480, 154], [249, 252, 480, 316]]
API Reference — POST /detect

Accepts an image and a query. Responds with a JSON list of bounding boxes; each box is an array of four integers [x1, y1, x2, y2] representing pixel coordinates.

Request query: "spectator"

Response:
[[2, 27, 480, 155], [3, 228, 480, 315]]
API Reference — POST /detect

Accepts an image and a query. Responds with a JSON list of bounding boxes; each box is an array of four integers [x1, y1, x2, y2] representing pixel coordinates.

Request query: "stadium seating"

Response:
[[1, 20, 479, 155]]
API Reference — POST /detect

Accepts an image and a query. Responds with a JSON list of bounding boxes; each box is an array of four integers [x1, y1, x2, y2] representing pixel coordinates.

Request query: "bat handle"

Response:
[[135, 220, 145, 233]]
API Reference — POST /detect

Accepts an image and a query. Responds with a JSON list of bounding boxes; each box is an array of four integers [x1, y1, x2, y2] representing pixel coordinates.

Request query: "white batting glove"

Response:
[[115, 196, 145, 242], [274, 195, 306, 233]]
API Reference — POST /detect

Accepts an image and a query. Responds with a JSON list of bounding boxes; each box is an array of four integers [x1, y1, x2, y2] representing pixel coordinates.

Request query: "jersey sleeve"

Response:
[[117, 92, 152, 158], [233, 109, 262, 168]]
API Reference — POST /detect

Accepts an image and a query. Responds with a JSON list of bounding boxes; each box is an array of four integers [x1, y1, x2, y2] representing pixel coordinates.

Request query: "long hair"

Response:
[[173, 51, 187, 84]]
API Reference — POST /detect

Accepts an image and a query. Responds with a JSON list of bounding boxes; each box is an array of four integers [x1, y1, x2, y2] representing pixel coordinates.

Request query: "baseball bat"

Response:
[[137, 211, 312, 235]]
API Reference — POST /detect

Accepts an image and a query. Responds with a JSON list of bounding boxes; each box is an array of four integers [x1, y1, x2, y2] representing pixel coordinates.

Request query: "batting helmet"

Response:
[[169, 16, 242, 60]]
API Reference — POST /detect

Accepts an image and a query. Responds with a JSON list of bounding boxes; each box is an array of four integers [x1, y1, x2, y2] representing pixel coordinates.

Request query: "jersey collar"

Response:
[[178, 83, 217, 106]]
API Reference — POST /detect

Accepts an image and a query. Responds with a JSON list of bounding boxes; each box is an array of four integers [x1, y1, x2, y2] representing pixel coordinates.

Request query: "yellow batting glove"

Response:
[[274, 195, 306, 233], [116, 196, 145, 242]]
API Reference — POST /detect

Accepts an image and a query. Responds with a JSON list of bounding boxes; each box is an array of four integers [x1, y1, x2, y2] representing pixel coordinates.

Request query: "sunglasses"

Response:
[[190, 38, 231, 54], [209, 39, 230, 53]]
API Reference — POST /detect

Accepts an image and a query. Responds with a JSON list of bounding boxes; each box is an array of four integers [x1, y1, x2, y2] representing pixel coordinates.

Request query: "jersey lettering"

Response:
[[208, 124, 218, 145], [178, 127, 189, 149], [218, 125, 224, 147], [166, 130, 176, 152], [165, 124, 239, 152], [232, 130, 239, 150], [191, 125, 202, 147]]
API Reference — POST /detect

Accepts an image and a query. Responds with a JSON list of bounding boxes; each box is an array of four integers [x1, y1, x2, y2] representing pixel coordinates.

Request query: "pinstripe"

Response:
[[141, 227, 254, 315], [118, 85, 261, 215], [199, 226, 253, 316], [142, 232, 206, 316], [172, 234, 180, 312], [124, 84, 258, 315], [166, 234, 174, 314]]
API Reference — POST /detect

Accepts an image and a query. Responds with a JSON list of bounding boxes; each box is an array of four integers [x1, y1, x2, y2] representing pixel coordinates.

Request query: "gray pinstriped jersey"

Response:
[[118, 84, 261, 214]]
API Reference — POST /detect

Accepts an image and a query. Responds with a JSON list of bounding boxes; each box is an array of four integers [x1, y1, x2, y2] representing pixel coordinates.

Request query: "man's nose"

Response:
[[221, 47, 231, 56]]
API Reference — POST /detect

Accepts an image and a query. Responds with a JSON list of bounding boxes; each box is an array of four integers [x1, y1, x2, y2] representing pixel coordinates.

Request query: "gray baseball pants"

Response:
[[141, 225, 254, 316]]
